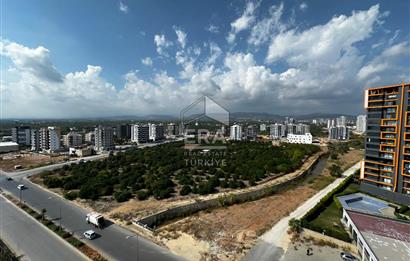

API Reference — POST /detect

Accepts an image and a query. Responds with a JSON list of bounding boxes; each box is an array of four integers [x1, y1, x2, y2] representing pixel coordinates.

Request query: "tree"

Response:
[[329, 164, 343, 177], [289, 218, 302, 233], [180, 185, 191, 196]]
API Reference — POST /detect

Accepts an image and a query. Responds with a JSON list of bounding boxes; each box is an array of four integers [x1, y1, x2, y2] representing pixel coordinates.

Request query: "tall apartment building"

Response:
[[360, 82, 410, 205], [116, 124, 131, 140], [270, 123, 285, 139], [336, 116, 347, 127], [245, 125, 258, 140], [230, 124, 242, 141], [148, 124, 165, 141], [94, 126, 114, 151], [328, 126, 350, 140], [31, 129, 40, 151], [166, 123, 178, 136], [260, 124, 267, 132], [63, 131, 83, 147], [356, 115, 367, 133], [48, 127, 61, 152], [12, 126, 31, 145], [131, 124, 149, 143]]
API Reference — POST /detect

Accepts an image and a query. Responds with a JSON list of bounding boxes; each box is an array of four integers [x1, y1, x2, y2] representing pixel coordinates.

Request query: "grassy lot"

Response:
[[307, 183, 360, 242]]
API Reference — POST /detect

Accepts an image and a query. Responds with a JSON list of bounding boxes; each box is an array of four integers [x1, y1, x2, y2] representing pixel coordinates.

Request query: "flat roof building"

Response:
[[0, 142, 19, 153]]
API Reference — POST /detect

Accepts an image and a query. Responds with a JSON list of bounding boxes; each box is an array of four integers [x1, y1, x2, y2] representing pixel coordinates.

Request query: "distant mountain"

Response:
[[230, 112, 283, 121], [289, 113, 357, 120]]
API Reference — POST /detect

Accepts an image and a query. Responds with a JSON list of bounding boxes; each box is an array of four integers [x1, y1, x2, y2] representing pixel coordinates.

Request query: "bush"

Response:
[[43, 177, 63, 188], [64, 191, 78, 200], [180, 185, 191, 196], [136, 190, 149, 200], [398, 205, 409, 214], [329, 164, 342, 177], [67, 237, 84, 248], [289, 218, 302, 233], [114, 190, 132, 202]]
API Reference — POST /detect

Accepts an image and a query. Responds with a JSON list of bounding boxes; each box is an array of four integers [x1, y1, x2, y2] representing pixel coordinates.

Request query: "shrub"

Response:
[[329, 164, 342, 177], [289, 218, 302, 233], [398, 205, 409, 214], [64, 191, 78, 200], [114, 190, 132, 202], [180, 185, 191, 196], [136, 190, 149, 200]]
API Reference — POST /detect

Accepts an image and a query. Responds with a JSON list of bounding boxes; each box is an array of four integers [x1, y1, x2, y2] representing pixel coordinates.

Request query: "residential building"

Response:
[[260, 124, 267, 132], [286, 133, 313, 144], [94, 126, 114, 151], [230, 124, 242, 141], [2, 136, 12, 142], [341, 209, 410, 261], [0, 142, 19, 153], [116, 124, 131, 140], [48, 127, 61, 152], [360, 83, 410, 205], [328, 126, 350, 140], [166, 123, 178, 136], [63, 131, 83, 147], [11, 126, 31, 146], [148, 124, 165, 141], [356, 115, 367, 133], [270, 123, 285, 139], [131, 124, 149, 143], [245, 125, 258, 140], [287, 123, 296, 134], [84, 131, 95, 145], [31, 129, 40, 151], [336, 115, 347, 127], [296, 123, 310, 134]]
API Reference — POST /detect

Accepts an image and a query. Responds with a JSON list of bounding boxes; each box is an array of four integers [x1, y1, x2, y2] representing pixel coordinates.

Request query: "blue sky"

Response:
[[1, 0, 409, 118]]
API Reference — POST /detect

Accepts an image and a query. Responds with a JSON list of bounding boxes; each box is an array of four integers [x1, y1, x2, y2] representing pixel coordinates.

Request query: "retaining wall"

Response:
[[135, 152, 327, 230]]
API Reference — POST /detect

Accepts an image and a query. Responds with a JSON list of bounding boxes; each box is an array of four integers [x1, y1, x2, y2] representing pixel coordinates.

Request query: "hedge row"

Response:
[[301, 174, 354, 223]]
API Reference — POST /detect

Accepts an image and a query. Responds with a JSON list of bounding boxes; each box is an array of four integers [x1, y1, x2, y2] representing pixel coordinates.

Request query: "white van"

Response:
[[83, 230, 96, 240]]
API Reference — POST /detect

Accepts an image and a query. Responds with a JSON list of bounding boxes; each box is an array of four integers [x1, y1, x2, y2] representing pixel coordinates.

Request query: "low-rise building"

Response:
[[286, 133, 313, 144], [0, 142, 19, 153]]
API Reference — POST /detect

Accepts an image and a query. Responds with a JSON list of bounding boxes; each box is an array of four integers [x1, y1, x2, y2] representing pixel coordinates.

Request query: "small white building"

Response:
[[286, 133, 312, 144], [0, 142, 19, 153], [230, 124, 242, 141]]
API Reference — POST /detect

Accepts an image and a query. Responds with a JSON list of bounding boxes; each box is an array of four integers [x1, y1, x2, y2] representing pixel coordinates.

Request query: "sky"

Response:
[[0, 0, 409, 118]]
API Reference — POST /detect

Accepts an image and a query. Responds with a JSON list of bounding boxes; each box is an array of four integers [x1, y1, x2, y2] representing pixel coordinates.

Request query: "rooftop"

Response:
[[347, 210, 410, 261], [0, 142, 19, 147], [338, 193, 396, 217]]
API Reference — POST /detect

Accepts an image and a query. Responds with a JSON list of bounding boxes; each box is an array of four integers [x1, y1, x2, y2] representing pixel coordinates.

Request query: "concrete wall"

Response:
[[135, 154, 325, 229], [302, 228, 357, 254]]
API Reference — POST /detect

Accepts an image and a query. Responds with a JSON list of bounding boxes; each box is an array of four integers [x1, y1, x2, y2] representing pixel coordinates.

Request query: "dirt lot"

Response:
[[156, 148, 363, 261], [0, 153, 69, 171]]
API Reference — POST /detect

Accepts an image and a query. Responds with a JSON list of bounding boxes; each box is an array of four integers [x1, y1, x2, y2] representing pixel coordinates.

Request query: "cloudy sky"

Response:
[[1, 0, 409, 118]]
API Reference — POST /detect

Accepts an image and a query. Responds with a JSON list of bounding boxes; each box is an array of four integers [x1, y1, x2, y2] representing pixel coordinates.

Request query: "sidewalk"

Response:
[[243, 162, 361, 261]]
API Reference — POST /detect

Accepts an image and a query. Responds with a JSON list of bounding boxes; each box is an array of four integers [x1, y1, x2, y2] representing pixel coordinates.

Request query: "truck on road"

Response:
[[86, 213, 105, 229]]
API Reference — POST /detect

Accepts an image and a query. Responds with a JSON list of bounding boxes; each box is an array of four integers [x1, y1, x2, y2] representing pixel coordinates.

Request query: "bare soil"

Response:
[[0, 152, 68, 171], [156, 148, 363, 261]]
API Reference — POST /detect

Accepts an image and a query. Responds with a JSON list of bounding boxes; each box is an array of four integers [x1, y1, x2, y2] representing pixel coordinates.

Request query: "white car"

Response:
[[17, 184, 25, 190], [83, 230, 96, 240]]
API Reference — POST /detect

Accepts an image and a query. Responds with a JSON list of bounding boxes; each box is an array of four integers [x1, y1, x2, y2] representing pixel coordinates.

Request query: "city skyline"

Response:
[[1, 0, 409, 118]]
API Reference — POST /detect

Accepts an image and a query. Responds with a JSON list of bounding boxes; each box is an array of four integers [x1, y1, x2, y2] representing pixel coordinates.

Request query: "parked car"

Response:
[[6, 177, 13, 181], [17, 184, 25, 190], [83, 230, 96, 240], [340, 252, 357, 261]]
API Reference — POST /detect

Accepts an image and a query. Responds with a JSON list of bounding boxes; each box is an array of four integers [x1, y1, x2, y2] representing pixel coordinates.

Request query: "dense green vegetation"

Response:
[[309, 124, 326, 137], [40, 141, 319, 202], [301, 175, 360, 242]]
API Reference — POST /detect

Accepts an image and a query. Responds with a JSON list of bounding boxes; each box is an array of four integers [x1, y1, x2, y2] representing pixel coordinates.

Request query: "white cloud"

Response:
[[154, 34, 173, 55], [299, 2, 308, 11], [227, 1, 259, 43], [141, 57, 153, 66], [119, 1, 128, 13], [206, 24, 219, 34], [248, 2, 285, 46], [174, 27, 187, 48]]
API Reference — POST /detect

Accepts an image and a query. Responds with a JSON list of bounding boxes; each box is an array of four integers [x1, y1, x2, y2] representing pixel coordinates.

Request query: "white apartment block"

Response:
[[230, 124, 242, 140], [84, 131, 95, 144], [336, 116, 347, 127], [356, 115, 367, 133], [148, 124, 165, 141], [286, 133, 313, 144], [131, 124, 149, 143], [48, 127, 61, 152]]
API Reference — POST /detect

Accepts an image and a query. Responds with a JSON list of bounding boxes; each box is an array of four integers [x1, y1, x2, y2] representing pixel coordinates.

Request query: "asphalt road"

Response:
[[0, 176, 182, 261], [0, 195, 88, 261], [243, 162, 361, 261]]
